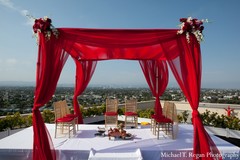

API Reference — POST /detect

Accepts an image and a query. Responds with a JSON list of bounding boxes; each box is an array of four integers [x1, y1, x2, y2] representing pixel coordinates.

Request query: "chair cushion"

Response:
[[65, 114, 78, 118], [105, 112, 118, 116], [56, 117, 74, 122], [151, 114, 157, 119], [125, 112, 138, 116], [155, 116, 173, 123], [151, 114, 165, 119]]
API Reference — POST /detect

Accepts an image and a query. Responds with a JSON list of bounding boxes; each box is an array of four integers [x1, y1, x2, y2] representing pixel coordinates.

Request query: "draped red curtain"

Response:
[[139, 60, 168, 117], [59, 28, 179, 61], [32, 28, 220, 160], [73, 60, 97, 124], [33, 33, 69, 160], [163, 35, 222, 160]]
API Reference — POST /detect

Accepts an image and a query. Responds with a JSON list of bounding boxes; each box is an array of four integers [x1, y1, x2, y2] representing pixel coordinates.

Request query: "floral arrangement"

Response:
[[31, 16, 59, 43], [108, 125, 133, 140], [177, 17, 208, 43]]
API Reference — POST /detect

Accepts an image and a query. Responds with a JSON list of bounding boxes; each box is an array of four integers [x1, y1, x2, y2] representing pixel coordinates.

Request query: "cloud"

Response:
[[21, 10, 35, 26], [0, 59, 16, 75], [0, 58, 17, 68], [0, 0, 34, 26], [0, 0, 15, 9], [6, 58, 17, 65], [20, 9, 29, 16]]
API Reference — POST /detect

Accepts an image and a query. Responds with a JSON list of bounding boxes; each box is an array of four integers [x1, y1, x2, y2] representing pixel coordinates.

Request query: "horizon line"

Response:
[[0, 81, 239, 90]]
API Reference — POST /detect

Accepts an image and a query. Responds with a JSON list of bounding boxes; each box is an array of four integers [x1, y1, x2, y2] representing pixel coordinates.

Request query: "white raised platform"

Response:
[[0, 124, 239, 160]]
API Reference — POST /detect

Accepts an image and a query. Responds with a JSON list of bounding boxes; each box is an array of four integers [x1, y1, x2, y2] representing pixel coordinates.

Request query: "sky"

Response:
[[0, 0, 240, 89]]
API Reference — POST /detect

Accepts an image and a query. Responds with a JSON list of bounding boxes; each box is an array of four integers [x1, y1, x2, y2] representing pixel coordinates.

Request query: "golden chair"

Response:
[[104, 98, 118, 128], [60, 100, 79, 131], [154, 101, 177, 139], [124, 98, 138, 128], [53, 101, 76, 138]]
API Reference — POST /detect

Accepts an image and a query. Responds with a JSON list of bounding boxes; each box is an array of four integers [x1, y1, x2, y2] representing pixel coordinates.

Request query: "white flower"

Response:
[[187, 17, 192, 22], [177, 17, 207, 43], [43, 16, 48, 21]]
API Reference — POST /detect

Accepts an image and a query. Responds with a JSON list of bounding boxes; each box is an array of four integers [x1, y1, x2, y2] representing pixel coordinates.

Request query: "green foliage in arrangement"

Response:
[[137, 108, 154, 118], [26, 114, 33, 127], [0, 110, 51, 131], [177, 110, 189, 123], [177, 114, 183, 123], [117, 107, 124, 115], [0, 112, 32, 131], [199, 109, 240, 130], [177, 109, 240, 130], [42, 109, 55, 123], [81, 105, 105, 117]]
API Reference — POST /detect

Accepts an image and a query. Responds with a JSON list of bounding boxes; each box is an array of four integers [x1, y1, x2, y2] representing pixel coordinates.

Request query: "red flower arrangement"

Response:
[[33, 17, 52, 33], [32, 16, 58, 42], [177, 17, 208, 43]]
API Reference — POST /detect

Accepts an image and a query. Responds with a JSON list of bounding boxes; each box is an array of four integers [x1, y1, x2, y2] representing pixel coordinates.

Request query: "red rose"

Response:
[[33, 24, 38, 33], [33, 18, 52, 33], [180, 18, 187, 22], [46, 18, 52, 23], [199, 26, 204, 32], [184, 23, 192, 32]]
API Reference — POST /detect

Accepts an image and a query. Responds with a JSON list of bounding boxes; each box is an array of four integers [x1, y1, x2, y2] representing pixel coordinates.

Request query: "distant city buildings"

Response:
[[0, 86, 240, 116]]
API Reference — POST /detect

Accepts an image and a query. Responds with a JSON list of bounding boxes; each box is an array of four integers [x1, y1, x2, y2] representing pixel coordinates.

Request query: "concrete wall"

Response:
[[171, 101, 240, 119], [128, 100, 240, 119], [119, 100, 155, 110]]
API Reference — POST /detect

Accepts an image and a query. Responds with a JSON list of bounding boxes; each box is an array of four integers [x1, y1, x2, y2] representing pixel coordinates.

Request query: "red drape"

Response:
[[139, 60, 168, 117], [33, 33, 69, 160], [73, 60, 97, 124], [33, 28, 220, 160], [164, 35, 222, 160], [59, 28, 179, 60]]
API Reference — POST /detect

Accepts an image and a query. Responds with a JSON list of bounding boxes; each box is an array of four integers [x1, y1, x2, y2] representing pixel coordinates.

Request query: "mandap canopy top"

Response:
[[31, 17, 222, 160]]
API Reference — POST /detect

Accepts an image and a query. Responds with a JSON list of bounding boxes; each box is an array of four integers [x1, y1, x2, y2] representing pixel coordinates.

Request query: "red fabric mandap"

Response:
[[31, 17, 222, 160]]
